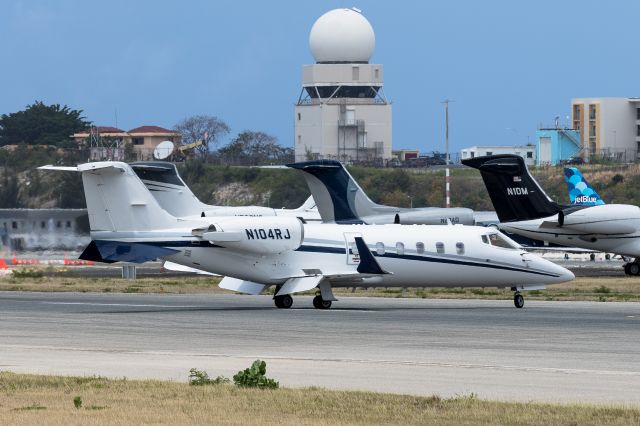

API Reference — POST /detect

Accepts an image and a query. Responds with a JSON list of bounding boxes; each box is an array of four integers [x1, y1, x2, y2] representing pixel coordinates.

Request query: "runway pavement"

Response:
[[1, 292, 639, 404]]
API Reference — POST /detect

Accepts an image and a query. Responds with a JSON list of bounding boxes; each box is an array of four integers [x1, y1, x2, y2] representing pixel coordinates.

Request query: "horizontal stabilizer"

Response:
[[219, 276, 266, 295], [276, 275, 323, 296], [354, 237, 389, 275], [85, 240, 179, 264], [38, 165, 79, 172]]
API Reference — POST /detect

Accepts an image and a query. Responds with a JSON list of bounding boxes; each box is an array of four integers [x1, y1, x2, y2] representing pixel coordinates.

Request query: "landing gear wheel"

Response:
[[274, 294, 293, 309], [513, 293, 524, 309], [312, 295, 332, 310], [628, 263, 640, 276]]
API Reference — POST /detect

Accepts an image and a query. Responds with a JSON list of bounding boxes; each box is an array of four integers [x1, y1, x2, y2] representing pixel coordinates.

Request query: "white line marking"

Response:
[[40, 302, 199, 308]]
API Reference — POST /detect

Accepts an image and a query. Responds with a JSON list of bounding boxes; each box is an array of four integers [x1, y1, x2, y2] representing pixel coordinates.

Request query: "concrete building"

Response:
[[571, 97, 640, 161], [535, 128, 581, 165], [0, 209, 89, 251], [294, 8, 392, 164], [72, 125, 181, 161], [460, 145, 536, 166]]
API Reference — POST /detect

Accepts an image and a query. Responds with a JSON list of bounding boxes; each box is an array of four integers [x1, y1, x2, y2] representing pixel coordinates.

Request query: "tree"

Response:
[[174, 115, 230, 157], [0, 101, 89, 147], [216, 131, 293, 166]]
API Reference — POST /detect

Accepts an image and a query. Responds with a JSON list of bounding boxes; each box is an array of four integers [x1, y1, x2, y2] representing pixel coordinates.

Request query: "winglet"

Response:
[[354, 237, 389, 275]]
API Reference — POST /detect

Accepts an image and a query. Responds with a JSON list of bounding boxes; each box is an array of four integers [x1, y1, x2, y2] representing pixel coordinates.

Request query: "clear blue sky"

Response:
[[1, 0, 638, 153]]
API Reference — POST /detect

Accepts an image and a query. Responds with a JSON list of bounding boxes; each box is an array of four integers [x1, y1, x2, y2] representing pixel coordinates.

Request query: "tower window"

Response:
[[297, 113, 301, 121]]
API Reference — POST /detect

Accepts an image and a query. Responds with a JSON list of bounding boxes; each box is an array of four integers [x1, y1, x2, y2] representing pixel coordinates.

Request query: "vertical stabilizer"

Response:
[[462, 155, 561, 222], [75, 162, 181, 232], [286, 160, 377, 223], [564, 167, 604, 205], [130, 162, 209, 217]]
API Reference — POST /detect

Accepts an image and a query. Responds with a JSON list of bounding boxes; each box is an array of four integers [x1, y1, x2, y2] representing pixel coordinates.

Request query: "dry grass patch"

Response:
[[2, 271, 640, 302], [0, 372, 638, 426], [0, 272, 224, 294]]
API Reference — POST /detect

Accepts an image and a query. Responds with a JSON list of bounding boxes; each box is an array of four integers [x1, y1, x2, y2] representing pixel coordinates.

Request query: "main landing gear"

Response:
[[513, 290, 524, 309], [274, 294, 293, 309], [624, 260, 640, 276], [313, 294, 332, 310]]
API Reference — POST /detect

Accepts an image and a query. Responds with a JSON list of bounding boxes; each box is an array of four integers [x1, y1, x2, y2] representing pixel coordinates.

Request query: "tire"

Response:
[[514, 293, 524, 309], [624, 263, 631, 275], [629, 263, 640, 276], [313, 295, 332, 310], [274, 294, 293, 309]]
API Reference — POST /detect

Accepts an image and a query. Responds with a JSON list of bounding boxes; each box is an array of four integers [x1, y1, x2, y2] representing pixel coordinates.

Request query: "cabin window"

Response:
[[436, 242, 445, 254], [376, 242, 385, 255], [482, 235, 489, 244], [12, 221, 18, 229], [456, 242, 465, 255], [41, 221, 46, 229], [66, 221, 72, 228], [487, 233, 518, 249], [396, 242, 404, 255], [416, 242, 425, 254]]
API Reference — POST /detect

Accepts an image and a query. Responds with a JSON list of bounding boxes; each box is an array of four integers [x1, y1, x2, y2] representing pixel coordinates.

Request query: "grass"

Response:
[[0, 372, 638, 425], [2, 268, 640, 302]]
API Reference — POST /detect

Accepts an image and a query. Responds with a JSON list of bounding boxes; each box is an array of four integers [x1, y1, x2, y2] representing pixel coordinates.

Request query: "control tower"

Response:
[[294, 8, 392, 164]]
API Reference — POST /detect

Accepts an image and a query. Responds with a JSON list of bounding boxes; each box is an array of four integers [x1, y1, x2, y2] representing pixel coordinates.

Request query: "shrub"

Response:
[[233, 360, 279, 389], [12, 268, 44, 279], [188, 368, 229, 386], [73, 396, 82, 409]]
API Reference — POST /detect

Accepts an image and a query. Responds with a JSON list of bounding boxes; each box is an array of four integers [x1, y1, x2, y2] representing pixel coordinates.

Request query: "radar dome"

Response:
[[309, 8, 375, 64]]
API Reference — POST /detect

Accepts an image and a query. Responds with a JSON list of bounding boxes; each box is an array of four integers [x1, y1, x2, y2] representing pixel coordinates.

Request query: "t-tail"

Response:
[[563, 167, 604, 206], [461, 154, 562, 222], [130, 161, 210, 217], [39, 162, 192, 263], [286, 160, 377, 224]]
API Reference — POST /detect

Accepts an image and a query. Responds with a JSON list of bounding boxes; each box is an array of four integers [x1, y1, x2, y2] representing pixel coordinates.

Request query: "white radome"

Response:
[[309, 8, 375, 63]]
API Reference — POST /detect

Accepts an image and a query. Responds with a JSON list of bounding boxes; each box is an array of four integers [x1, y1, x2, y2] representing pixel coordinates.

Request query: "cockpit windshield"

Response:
[[483, 232, 519, 250]]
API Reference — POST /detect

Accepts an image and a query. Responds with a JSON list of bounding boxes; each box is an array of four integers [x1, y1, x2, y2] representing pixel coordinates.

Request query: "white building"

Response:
[[571, 97, 640, 161], [460, 145, 536, 166], [294, 8, 392, 164]]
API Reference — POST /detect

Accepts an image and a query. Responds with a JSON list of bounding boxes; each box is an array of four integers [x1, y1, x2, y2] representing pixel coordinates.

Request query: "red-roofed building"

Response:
[[72, 125, 181, 160]]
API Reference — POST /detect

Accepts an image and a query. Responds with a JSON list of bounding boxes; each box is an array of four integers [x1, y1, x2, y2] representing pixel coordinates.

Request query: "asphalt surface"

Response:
[[1, 292, 639, 404]]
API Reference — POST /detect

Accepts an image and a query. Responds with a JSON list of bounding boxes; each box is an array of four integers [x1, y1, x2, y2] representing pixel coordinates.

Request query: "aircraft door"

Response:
[[343, 232, 363, 265]]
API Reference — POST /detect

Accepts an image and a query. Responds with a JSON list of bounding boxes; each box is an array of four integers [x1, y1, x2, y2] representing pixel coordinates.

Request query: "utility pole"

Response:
[[442, 99, 454, 208]]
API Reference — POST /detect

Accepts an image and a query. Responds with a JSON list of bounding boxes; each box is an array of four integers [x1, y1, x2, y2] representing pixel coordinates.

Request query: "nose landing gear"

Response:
[[513, 291, 524, 309]]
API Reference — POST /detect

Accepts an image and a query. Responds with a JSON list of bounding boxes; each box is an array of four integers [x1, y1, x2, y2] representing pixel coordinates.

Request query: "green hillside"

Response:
[[3, 154, 640, 211]]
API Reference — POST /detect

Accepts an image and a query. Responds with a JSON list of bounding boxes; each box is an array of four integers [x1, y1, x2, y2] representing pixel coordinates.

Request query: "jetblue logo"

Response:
[[246, 229, 291, 240], [507, 187, 528, 195], [574, 195, 597, 203]]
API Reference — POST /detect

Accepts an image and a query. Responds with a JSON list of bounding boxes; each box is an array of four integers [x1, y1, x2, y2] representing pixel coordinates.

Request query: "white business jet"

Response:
[[287, 160, 475, 225], [463, 154, 640, 275], [128, 161, 320, 221], [41, 162, 573, 309]]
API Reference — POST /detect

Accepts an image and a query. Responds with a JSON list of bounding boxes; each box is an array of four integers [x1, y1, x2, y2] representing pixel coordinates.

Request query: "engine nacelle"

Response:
[[394, 208, 475, 225], [201, 206, 276, 218], [559, 204, 640, 234], [200, 216, 304, 254]]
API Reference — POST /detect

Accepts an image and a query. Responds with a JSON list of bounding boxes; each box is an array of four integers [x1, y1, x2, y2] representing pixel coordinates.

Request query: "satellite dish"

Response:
[[153, 140, 175, 160]]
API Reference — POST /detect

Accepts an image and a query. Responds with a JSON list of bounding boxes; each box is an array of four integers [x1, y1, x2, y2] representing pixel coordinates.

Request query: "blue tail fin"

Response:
[[563, 167, 604, 205]]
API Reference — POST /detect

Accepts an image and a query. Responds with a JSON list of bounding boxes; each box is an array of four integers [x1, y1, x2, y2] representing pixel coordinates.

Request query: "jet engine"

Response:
[[194, 216, 304, 254], [392, 208, 475, 225], [557, 204, 640, 234]]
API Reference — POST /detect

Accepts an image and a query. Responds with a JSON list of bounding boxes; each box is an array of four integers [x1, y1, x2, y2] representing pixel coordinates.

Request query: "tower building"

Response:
[[294, 8, 392, 164]]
